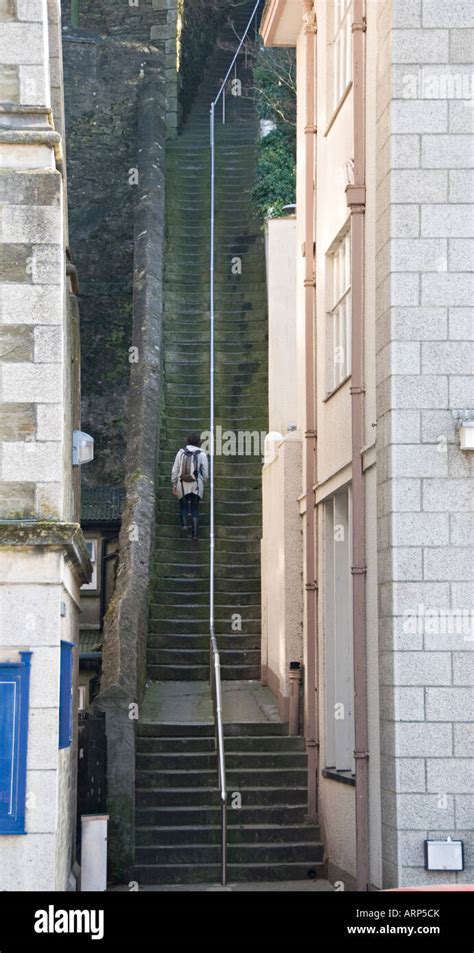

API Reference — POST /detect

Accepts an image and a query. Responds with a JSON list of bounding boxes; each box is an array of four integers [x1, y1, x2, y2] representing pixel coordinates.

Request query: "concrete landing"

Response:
[[112, 880, 333, 892], [141, 680, 282, 725]]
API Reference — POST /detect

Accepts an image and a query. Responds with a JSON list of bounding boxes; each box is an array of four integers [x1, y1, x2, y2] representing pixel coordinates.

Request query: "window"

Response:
[[332, 0, 352, 111], [324, 487, 354, 774], [82, 538, 98, 591], [59, 641, 75, 750], [0, 652, 32, 834], [327, 227, 352, 393]]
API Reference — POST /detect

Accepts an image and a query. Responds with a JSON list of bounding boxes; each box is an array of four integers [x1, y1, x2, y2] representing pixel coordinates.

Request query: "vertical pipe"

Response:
[[347, 0, 369, 892], [71, 0, 80, 27], [303, 0, 318, 819], [210, 103, 216, 642]]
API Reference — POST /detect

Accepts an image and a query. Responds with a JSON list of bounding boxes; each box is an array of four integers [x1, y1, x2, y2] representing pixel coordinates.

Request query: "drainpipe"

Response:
[[346, 0, 369, 892], [71, 0, 80, 27], [302, 0, 318, 820]]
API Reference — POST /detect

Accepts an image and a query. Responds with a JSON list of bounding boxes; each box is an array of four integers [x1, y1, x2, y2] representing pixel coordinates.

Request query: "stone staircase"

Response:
[[135, 723, 324, 885], [149, 4, 266, 683]]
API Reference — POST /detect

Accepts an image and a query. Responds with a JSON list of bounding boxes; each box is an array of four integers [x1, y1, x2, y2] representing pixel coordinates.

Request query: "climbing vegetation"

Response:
[[250, 46, 297, 220], [252, 126, 296, 220]]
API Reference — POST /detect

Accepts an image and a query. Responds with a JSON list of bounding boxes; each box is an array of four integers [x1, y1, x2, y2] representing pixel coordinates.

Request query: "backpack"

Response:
[[179, 448, 200, 485]]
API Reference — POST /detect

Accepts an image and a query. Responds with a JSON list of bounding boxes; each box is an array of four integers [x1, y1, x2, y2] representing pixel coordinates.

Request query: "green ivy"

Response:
[[252, 126, 296, 220], [251, 46, 296, 221]]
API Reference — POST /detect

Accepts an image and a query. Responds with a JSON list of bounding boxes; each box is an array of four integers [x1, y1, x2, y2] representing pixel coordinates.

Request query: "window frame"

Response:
[[324, 486, 354, 776], [331, 0, 353, 114], [81, 538, 98, 592], [326, 226, 352, 396]]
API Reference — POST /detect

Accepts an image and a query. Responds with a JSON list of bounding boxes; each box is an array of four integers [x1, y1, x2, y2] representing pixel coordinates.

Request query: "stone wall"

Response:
[[62, 0, 179, 136], [62, 31, 161, 487], [376, 0, 474, 888], [61, 5, 167, 879], [0, 0, 89, 892], [95, 82, 166, 882]]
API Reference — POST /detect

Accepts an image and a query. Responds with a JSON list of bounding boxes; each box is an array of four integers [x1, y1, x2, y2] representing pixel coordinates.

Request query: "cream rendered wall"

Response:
[[295, 27, 309, 444], [262, 217, 303, 713], [262, 435, 303, 714], [314, 0, 356, 886], [317, 501, 357, 886], [266, 217, 298, 434]]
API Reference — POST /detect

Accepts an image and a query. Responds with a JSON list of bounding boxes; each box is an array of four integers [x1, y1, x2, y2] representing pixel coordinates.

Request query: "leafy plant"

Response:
[[252, 46, 296, 129], [250, 46, 297, 220], [252, 125, 296, 220]]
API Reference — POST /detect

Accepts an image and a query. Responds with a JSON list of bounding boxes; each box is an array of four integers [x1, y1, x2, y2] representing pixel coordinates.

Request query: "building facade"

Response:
[[0, 0, 90, 890], [261, 0, 473, 889]]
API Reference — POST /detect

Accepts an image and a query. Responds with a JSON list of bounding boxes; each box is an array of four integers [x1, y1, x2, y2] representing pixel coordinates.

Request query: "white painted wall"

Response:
[[262, 216, 303, 712], [266, 217, 298, 435]]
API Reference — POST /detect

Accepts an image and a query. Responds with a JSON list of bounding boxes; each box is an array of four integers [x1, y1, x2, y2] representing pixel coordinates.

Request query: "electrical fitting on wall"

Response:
[[424, 838, 464, 872], [72, 431, 94, 466], [459, 420, 474, 451]]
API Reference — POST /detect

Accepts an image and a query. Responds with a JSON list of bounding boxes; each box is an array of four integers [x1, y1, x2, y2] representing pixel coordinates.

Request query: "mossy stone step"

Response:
[[136, 786, 307, 808], [136, 735, 306, 754], [147, 634, 260, 651], [135, 805, 309, 826], [149, 620, 261, 636], [135, 823, 319, 847]]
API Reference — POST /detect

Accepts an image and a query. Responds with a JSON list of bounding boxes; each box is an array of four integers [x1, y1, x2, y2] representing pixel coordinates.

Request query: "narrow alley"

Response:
[[135, 3, 324, 887]]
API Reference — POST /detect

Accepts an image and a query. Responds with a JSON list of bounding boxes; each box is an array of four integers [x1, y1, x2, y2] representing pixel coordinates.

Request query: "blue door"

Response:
[[0, 652, 32, 834]]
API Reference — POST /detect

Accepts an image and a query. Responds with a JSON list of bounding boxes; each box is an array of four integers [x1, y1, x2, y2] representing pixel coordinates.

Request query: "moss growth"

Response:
[[106, 792, 135, 883]]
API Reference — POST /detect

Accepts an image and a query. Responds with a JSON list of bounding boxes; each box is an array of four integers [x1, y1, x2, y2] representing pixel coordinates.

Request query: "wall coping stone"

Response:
[[0, 521, 91, 585]]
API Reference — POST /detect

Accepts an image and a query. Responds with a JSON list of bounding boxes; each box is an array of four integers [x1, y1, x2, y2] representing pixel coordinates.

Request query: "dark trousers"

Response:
[[180, 493, 200, 525]]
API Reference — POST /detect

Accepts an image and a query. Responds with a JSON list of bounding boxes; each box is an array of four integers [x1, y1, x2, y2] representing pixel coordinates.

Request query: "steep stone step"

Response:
[[136, 735, 306, 754], [136, 787, 308, 808], [137, 752, 307, 771], [136, 824, 319, 847], [136, 768, 308, 789], [137, 722, 289, 738], [146, 649, 260, 668], [147, 634, 261, 651], [146, 664, 261, 682], [149, 620, 261, 636], [146, 665, 210, 681], [134, 862, 325, 886], [135, 805, 311, 826], [135, 843, 323, 866]]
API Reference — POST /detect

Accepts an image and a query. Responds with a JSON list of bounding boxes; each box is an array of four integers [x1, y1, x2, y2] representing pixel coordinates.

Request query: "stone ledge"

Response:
[[0, 128, 63, 164], [0, 520, 91, 584]]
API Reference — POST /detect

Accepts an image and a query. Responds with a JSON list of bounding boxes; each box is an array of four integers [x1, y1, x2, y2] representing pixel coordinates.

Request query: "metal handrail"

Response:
[[210, 634, 227, 886], [209, 0, 263, 889]]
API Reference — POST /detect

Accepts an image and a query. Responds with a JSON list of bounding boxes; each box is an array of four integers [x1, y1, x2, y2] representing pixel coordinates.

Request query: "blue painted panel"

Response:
[[59, 641, 75, 749], [0, 652, 32, 835]]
